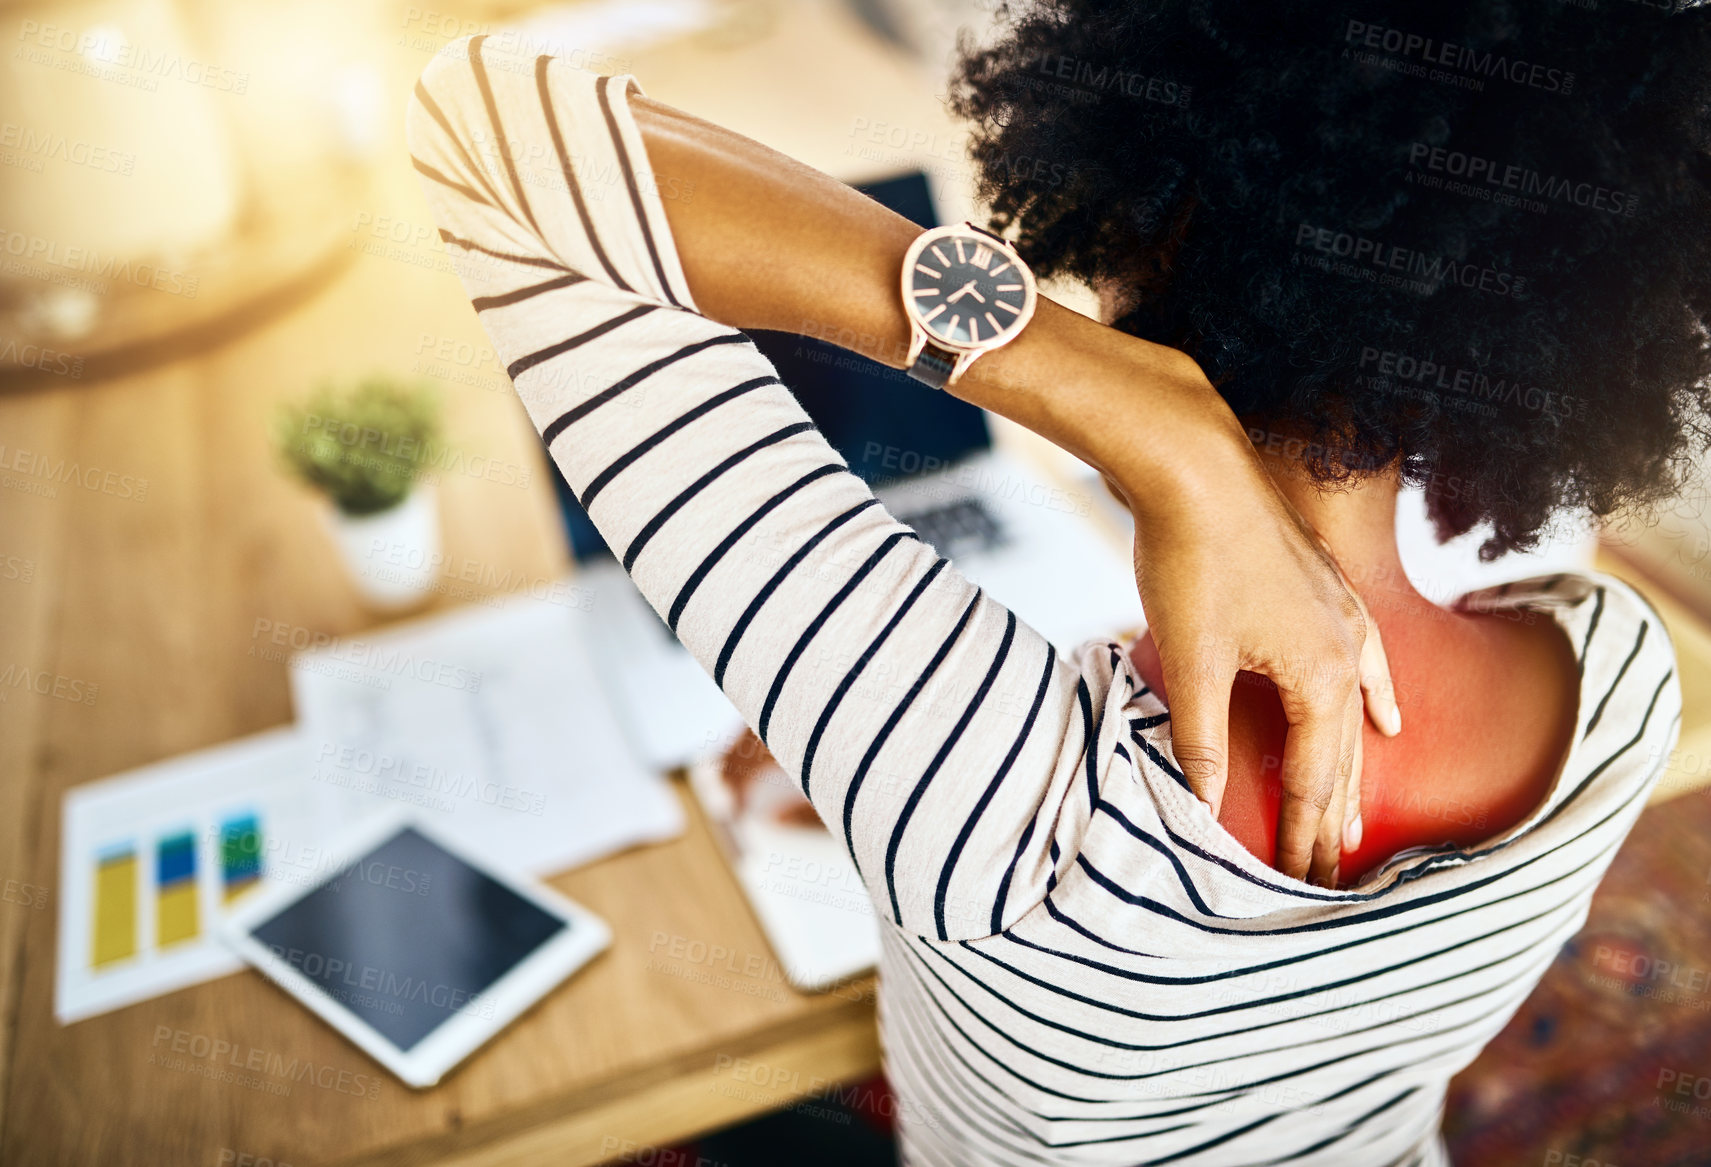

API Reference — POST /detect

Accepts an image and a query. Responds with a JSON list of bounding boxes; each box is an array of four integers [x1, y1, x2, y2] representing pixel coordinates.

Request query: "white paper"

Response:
[[56, 727, 332, 1024], [287, 591, 684, 876], [687, 748, 879, 991], [578, 557, 746, 773]]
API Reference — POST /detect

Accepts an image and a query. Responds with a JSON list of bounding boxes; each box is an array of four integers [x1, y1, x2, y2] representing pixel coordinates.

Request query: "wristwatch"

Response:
[[900, 222, 1038, 390]]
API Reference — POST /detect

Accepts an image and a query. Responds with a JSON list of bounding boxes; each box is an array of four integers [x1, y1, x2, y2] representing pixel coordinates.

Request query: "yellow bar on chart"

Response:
[[92, 846, 137, 967]]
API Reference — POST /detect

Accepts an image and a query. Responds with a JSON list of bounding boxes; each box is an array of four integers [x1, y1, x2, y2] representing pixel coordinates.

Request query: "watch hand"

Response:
[[966, 287, 986, 304], [946, 279, 977, 304]]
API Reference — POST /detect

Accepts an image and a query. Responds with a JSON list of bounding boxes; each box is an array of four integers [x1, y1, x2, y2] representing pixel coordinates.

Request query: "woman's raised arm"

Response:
[[409, 34, 1397, 890], [627, 93, 1402, 884]]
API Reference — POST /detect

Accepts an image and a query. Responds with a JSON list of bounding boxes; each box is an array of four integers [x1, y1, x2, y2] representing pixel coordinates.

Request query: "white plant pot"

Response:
[[324, 486, 441, 610]]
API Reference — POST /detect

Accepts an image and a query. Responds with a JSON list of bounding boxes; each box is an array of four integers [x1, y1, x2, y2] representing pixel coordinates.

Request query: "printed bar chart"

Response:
[[82, 815, 266, 971], [57, 728, 318, 1023]]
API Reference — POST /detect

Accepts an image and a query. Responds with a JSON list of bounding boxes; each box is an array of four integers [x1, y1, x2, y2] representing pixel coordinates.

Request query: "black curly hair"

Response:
[[950, 0, 1711, 557]]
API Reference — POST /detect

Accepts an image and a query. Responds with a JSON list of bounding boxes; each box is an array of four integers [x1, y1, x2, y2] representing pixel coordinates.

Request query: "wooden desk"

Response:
[[0, 193, 886, 1159], [0, 134, 885, 1166]]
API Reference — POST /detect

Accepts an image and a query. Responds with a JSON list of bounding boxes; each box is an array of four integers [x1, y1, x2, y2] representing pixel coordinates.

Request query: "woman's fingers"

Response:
[[1345, 707, 1365, 853], [1308, 716, 1351, 889], [1360, 608, 1403, 737], [1312, 532, 1402, 740], [1311, 686, 1364, 887], [1270, 665, 1355, 882], [1160, 654, 1237, 817]]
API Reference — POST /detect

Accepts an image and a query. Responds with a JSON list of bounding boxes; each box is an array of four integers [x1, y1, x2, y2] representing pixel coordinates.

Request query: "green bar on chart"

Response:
[[220, 812, 262, 903]]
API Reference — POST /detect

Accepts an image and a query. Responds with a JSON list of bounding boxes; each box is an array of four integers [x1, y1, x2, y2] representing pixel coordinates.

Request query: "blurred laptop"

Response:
[[551, 171, 1143, 773]]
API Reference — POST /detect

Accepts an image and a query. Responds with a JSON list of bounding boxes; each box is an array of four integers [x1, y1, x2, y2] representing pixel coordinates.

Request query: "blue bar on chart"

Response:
[[155, 830, 199, 948]]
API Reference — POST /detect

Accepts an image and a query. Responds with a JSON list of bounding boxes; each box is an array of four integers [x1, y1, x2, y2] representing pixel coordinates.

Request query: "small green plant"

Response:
[[275, 377, 443, 516]]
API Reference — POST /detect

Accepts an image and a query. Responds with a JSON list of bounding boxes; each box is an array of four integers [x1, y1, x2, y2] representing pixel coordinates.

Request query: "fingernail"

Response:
[[1382, 705, 1402, 736], [1345, 814, 1363, 851], [1329, 865, 1341, 888]]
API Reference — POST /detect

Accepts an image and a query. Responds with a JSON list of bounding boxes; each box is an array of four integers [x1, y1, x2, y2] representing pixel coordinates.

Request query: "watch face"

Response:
[[904, 230, 1033, 349]]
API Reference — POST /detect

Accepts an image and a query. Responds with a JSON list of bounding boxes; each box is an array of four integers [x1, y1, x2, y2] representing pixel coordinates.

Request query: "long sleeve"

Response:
[[406, 35, 1145, 941]]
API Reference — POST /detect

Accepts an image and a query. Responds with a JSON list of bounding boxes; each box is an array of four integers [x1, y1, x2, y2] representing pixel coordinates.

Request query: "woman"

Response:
[[407, 1, 1702, 1160]]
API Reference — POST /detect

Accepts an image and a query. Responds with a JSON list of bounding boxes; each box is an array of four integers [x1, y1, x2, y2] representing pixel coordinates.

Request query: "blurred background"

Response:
[[2, 1, 1710, 1164]]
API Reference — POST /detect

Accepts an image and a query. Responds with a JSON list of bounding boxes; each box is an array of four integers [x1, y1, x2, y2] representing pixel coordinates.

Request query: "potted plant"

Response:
[[275, 377, 444, 609]]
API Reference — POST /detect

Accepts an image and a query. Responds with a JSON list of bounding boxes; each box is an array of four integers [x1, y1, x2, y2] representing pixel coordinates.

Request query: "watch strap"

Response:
[[905, 341, 957, 391]]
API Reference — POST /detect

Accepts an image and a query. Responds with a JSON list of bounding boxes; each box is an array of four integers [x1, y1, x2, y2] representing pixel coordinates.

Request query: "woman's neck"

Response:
[[1248, 438, 1439, 626], [1089, 283, 1440, 624], [1120, 417, 1578, 883]]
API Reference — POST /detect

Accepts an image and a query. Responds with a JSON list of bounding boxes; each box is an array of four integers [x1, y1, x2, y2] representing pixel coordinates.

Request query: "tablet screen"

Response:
[[249, 826, 567, 1052]]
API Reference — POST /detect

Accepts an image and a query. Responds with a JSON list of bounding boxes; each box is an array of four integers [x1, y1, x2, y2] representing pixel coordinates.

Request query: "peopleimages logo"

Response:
[[1343, 20, 1574, 95], [251, 617, 483, 693], [14, 21, 250, 94], [0, 339, 82, 378], [1029, 52, 1191, 108], [148, 1025, 382, 1100], [1294, 223, 1527, 298], [0, 228, 198, 297], [1408, 143, 1639, 217], [1358, 347, 1582, 420], [0, 122, 135, 174]]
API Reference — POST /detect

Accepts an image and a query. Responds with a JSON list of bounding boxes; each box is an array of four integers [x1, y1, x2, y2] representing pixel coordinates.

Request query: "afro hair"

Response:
[[950, 0, 1711, 557]]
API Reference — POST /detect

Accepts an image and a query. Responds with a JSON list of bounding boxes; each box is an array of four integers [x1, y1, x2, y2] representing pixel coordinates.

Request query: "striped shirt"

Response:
[[407, 36, 1683, 1166]]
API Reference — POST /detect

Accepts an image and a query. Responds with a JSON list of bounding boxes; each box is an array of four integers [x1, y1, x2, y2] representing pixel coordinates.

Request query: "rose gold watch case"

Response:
[[900, 222, 1039, 385]]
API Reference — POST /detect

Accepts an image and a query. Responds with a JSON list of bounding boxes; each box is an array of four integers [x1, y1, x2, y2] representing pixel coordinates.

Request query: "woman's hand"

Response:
[[1100, 355, 1401, 887], [718, 731, 823, 828]]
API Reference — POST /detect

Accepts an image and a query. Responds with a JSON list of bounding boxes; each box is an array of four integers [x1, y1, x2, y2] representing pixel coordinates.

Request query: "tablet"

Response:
[[220, 809, 610, 1088]]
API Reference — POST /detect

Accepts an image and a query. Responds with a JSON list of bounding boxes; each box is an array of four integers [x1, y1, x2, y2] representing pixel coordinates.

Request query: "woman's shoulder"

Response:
[[1461, 567, 1682, 745], [1109, 565, 1683, 890], [1374, 566, 1682, 862], [1455, 568, 1677, 665]]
